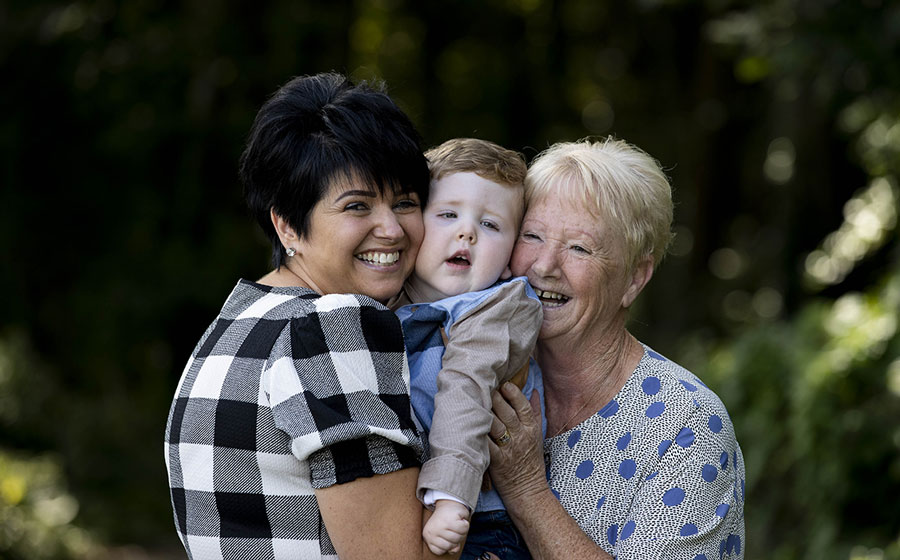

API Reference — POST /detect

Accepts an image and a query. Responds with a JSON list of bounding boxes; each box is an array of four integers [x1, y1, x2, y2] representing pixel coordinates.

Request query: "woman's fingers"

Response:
[[490, 384, 516, 425], [487, 383, 549, 504], [491, 382, 533, 429], [501, 381, 535, 422], [489, 414, 508, 442], [489, 383, 542, 451]]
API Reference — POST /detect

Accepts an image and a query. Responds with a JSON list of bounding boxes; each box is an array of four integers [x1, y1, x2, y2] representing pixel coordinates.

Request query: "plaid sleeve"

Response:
[[263, 293, 424, 489]]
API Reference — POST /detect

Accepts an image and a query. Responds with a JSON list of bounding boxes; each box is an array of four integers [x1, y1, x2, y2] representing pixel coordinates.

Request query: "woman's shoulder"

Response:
[[211, 282, 404, 365], [620, 347, 738, 445], [636, 347, 727, 406], [226, 279, 396, 319], [219, 278, 321, 320], [309, 291, 394, 314]]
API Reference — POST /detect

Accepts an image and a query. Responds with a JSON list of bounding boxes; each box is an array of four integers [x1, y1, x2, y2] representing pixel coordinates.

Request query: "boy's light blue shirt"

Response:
[[396, 276, 547, 512]]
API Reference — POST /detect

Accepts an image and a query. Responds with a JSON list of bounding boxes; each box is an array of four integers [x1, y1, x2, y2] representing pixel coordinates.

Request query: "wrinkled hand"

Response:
[[423, 500, 470, 555], [487, 383, 548, 505]]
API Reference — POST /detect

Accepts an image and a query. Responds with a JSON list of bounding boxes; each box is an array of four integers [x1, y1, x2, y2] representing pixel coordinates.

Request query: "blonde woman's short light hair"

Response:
[[525, 137, 674, 272]]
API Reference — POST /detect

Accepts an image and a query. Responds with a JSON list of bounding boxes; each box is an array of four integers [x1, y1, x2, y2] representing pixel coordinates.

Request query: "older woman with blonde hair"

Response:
[[484, 138, 745, 559]]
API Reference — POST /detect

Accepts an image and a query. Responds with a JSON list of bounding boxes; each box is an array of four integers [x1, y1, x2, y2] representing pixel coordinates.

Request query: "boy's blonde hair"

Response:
[[425, 138, 527, 187]]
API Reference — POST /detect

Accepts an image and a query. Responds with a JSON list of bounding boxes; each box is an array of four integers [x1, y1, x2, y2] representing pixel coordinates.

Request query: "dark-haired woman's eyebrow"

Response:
[[334, 190, 377, 202]]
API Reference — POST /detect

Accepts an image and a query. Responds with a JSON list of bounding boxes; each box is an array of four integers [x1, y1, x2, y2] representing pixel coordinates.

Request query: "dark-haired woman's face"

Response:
[[293, 178, 424, 302]]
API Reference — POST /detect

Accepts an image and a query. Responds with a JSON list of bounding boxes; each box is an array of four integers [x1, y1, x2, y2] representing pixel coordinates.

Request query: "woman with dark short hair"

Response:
[[164, 73, 451, 560]]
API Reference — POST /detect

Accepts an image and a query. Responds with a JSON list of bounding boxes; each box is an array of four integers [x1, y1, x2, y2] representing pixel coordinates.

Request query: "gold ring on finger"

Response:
[[494, 428, 511, 447]]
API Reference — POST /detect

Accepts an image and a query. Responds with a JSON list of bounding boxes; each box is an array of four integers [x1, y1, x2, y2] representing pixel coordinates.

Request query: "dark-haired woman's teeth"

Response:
[[357, 252, 399, 265]]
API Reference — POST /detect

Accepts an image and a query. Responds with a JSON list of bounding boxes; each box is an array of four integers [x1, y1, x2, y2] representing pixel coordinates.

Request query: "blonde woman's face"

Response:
[[511, 194, 631, 343]]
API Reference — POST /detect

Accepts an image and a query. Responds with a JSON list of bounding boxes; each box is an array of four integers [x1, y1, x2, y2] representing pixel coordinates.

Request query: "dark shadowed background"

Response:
[[1, 1, 898, 558]]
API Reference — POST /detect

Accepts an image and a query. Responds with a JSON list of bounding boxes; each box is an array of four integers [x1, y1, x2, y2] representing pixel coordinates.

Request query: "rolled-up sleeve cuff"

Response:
[[417, 455, 483, 510]]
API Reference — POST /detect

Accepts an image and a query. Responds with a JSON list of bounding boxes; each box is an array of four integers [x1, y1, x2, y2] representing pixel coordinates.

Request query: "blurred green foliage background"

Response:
[[1, 0, 898, 558]]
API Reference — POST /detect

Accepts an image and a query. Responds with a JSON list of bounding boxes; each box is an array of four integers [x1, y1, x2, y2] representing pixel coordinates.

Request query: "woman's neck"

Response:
[[538, 325, 644, 436], [257, 264, 311, 289]]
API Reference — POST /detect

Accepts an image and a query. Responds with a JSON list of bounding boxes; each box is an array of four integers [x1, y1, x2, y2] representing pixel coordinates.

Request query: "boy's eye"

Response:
[[481, 220, 499, 231], [437, 211, 457, 219]]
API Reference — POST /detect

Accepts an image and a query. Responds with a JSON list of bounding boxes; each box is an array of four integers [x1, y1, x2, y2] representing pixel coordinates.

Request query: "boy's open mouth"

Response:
[[446, 250, 471, 267]]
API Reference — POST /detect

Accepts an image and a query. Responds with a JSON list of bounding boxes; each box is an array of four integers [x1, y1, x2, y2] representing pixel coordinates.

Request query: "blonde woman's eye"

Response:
[[571, 245, 590, 254], [522, 232, 541, 241]]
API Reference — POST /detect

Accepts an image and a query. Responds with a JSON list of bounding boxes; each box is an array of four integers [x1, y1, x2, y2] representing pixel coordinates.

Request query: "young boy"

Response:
[[393, 138, 544, 558]]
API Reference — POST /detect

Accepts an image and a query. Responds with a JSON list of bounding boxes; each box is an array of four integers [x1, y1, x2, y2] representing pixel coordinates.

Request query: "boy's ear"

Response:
[[500, 265, 513, 280]]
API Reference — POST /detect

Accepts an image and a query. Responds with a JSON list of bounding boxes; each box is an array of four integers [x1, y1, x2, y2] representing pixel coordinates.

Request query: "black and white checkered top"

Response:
[[164, 279, 425, 559]]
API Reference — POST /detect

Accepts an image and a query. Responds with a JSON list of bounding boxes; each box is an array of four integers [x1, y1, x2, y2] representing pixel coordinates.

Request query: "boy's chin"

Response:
[[409, 273, 504, 301]]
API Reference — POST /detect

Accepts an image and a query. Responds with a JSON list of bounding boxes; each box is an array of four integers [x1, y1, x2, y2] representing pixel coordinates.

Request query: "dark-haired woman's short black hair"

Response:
[[239, 72, 430, 268]]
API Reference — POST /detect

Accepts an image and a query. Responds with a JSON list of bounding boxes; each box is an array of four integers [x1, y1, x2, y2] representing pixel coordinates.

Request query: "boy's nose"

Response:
[[457, 229, 476, 244]]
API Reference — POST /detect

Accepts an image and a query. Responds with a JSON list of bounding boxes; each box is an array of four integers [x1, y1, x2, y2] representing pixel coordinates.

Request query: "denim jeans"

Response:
[[461, 510, 532, 560]]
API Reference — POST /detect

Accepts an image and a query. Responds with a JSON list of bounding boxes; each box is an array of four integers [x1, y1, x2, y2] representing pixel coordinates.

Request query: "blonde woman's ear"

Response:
[[621, 257, 654, 309]]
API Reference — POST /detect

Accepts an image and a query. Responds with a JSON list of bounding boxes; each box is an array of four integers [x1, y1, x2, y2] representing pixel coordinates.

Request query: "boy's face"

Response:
[[412, 171, 522, 299]]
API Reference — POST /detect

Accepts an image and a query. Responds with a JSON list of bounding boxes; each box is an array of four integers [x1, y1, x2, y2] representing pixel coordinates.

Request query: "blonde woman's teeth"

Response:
[[357, 251, 400, 265], [535, 289, 569, 305]]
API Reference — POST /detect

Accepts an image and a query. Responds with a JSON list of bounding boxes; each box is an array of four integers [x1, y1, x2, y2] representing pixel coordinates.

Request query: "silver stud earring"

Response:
[[285, 247, 296, 257]]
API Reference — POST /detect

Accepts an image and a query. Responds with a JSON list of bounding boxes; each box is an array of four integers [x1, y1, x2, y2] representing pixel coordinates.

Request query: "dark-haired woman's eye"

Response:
[[344, 202, 369, 212], [394, 198, 420, 211]]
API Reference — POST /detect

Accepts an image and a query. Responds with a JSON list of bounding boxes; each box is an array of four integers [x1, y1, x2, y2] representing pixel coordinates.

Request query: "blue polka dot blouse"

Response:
[[543, 346, 745, 559]]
